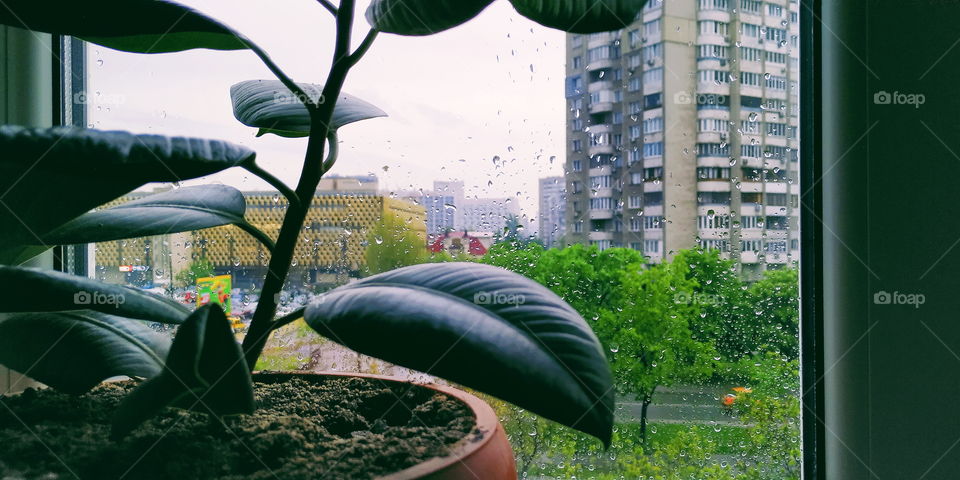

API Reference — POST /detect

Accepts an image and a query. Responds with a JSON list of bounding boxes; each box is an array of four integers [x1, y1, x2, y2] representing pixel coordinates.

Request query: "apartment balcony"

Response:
[[586, 33, 616, 48], [587, 124, 614, 135], [644, 181, 663, 192], [588, 165, 613, 177], [696, 131, 730, 144], [588, 230, 614, 241], [588, 80, 615, 93], [586, 58, 617, 71], [588, 143, 616, 156], [589, 208, 614, 220], [697, 180, 730, 192], [589, 101, 614, 114], [765, 252, 790, 264]]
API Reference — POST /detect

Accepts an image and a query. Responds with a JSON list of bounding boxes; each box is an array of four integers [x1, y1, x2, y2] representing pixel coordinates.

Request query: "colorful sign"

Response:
[[119, 265, 149, 272], [196, 274, 232, 315]]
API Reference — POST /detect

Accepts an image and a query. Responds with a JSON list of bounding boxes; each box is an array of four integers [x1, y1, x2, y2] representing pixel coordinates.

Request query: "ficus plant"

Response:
[[0, 0, 646, 449]]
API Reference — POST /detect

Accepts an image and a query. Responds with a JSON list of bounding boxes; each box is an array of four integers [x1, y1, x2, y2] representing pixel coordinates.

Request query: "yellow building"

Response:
[[94, 177, 426, 286]]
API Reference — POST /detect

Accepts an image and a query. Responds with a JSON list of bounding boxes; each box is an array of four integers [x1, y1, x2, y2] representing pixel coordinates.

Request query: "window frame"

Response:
[[39, 8, 825, 476]]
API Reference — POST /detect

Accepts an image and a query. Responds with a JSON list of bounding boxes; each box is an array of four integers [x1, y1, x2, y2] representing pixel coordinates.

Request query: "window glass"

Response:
[[85, 0, 801, 477]]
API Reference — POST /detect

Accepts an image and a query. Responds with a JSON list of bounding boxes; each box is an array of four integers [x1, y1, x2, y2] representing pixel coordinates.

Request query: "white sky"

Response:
[[87, 0, 567, 225]]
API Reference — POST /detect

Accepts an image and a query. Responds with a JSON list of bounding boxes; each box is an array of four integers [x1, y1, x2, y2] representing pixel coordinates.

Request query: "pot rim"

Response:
[[252, 370, 503, 480]]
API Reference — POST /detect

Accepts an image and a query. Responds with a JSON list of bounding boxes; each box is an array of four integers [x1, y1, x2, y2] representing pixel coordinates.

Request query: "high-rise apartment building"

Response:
[[564, 0, 800, 278], [461, 198, 519, 234], [539, 176, 567, 248], [400, 180, 464, 236]]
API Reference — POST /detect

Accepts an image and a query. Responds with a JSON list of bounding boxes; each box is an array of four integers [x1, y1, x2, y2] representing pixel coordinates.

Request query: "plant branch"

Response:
[[241, 0, 364, 371], [244, 39, 315, 108], [236, 221, 276, 252], [316, 0, 338, 16], [243, 162, 300, 210], [348, 30, 378, 67], [271, 307, 306, 331], [321, 132, 339, 175]]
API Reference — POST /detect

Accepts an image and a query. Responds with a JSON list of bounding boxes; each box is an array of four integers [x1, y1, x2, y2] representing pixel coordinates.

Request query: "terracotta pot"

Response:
[[254, 371, 518, 480]]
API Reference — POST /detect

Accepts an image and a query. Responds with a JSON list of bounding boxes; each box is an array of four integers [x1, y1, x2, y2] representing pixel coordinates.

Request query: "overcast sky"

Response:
[[87, 0, 567, 225]]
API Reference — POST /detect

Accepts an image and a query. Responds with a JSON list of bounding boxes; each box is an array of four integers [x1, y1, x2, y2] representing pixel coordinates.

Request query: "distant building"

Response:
[[539, 176, 567, 247], [428, 231, 493, 257], [563, 1, 800, 278], [94, 176, 425, 287], [399, 180, 464, 236], [433, 180, 465, 211], [461, 198, 519, 234], [421, 194, 457, 235]]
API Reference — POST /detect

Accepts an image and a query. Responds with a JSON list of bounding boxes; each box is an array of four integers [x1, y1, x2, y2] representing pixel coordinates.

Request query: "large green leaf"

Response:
[[0, 126, 255, 264], [304, 262, 615, 445], [43, 185, 246, 245], [0, 266, 189, 324], [112, 304, 254, 439], [230, 80, 387, 138], [366, 0, 495, 36], [0, 311, 170, 394], [0, 0, 247, 53], [509, 0, 647, 33]]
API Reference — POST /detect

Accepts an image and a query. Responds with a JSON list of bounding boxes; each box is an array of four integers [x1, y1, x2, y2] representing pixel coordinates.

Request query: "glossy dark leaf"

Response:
[[113, 304, 254, 439], [43, 185, 246, 245], [0, 311, 170, 394], [304, 262, 615, 445], [0, 126, 254, 264], [509, 0, 647, 33], [230, 80, 387, 138], [0, 266, 189, 324], [366, 0, 495, 36], [0, 0, 247, 53]]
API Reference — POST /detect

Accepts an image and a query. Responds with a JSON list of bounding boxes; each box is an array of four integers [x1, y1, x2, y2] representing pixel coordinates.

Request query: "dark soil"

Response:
[[0, 376, 476, 479]]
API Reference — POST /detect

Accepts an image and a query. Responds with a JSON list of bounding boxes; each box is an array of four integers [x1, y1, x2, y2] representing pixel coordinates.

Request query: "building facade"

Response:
[[460, 197, 519, 234], [563, 0, 800, 278], [95, 177, 425, 287], [538, 176, 567, 248]]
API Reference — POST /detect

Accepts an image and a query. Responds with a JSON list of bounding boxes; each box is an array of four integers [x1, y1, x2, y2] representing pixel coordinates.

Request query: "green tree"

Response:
[[597, 258, 717, 442], [423, 250, 477, 263], [674, 249, 750, 360], [733, 354, 802, 480], [745, 268, 800, 360], [484, 243, 644, 324], [485, 244, 716, 443], [493, 214, 543, 249], [174, 257, 214, 288], [363, 213, 425, 274], [677, 250, 799, 361]]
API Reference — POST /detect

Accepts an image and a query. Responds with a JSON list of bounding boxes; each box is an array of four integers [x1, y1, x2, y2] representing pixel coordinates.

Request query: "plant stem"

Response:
[[244, 40, 314, 109], [321, 132, 339, 174], [348, 30, 378, 67], [316, 0, 338, 16], [236, 221, 276, 252], [243, 162, 301, 209], [241, 0, 363, 371], [271, 307, 306, 331]]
